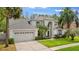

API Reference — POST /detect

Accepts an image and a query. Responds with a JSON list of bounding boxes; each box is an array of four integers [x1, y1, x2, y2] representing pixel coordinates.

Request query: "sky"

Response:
[[22, 7, 79, 16]]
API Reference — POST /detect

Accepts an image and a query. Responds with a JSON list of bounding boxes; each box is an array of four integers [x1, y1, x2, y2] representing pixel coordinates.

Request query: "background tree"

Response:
[[2, 7, 22, 47], [0, 8, 6, 32], [0, 19, 6, 32], [52, 14, 59, 21]]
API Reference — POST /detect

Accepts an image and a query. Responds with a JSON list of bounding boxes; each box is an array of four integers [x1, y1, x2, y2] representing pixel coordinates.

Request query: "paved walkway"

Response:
[[50, 43, 79, 51], [15, 41, 51, 51]]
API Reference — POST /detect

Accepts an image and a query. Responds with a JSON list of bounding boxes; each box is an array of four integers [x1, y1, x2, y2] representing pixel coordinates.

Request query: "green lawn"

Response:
[[57, 45, 79, 51], [39, 36, 79, 48], [39, 39, 73, 48]]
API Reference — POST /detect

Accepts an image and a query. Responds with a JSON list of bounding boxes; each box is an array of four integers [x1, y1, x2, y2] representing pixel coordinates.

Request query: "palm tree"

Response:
[[59, 7, 75, 29], [58, 7, 79, 40], [74, 11, 79, 28], [3, 7, 22, 47]]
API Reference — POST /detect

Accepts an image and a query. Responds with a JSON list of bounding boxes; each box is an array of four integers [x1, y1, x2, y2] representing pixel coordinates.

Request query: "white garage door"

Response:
[[14, 32, 34, 42]]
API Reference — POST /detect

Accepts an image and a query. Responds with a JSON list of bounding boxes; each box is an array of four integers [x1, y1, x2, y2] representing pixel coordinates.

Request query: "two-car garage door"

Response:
[[14, 31, 34, 43]]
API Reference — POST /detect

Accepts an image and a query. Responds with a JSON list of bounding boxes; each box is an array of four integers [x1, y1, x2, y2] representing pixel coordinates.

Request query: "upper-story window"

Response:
[[36, 21, 40, 25], [28, 21, 31, 24]]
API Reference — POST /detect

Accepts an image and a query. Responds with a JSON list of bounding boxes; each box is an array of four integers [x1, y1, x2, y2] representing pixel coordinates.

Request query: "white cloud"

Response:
[[28, 7, 47, 9], [29, 7, 36, 8], [41, 7, 47, 8], [55, 9, 79, 14], [33, 12, 48, 15], [72, 9, 79, 13], [55, 9, 63, 12]]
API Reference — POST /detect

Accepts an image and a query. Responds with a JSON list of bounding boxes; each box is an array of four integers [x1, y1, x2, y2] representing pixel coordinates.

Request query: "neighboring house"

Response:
[[27, 14, 59, 38], [9, 18, 38, 42], [63, 21, 78, 29]]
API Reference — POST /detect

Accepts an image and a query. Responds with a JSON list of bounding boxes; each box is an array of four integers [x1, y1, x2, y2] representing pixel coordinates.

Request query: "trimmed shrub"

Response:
[[8, 38, 14, 44], [35, 36, 42, 40]]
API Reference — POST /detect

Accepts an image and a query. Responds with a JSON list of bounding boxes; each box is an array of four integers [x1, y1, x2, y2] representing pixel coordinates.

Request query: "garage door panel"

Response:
[[14, 32, 34, 42]]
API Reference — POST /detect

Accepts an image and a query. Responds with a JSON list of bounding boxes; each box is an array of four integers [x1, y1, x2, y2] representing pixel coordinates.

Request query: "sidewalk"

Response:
[[50, 43, 79, 51]]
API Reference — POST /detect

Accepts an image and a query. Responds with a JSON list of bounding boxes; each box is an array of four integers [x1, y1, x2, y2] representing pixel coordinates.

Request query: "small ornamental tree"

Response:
[[37, 25, 48, 39], [65, 28, 79, 40]]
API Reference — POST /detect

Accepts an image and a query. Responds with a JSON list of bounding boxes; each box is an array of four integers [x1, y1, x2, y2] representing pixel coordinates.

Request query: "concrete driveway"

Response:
[[15, 41, 51, 51]]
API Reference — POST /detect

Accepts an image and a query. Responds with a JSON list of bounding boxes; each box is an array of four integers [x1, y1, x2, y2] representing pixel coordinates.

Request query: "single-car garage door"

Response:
[[14, 31, 34, 43]]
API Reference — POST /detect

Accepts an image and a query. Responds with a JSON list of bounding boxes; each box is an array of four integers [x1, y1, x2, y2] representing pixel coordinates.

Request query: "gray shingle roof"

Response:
[[9, 18, 36, 29]]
